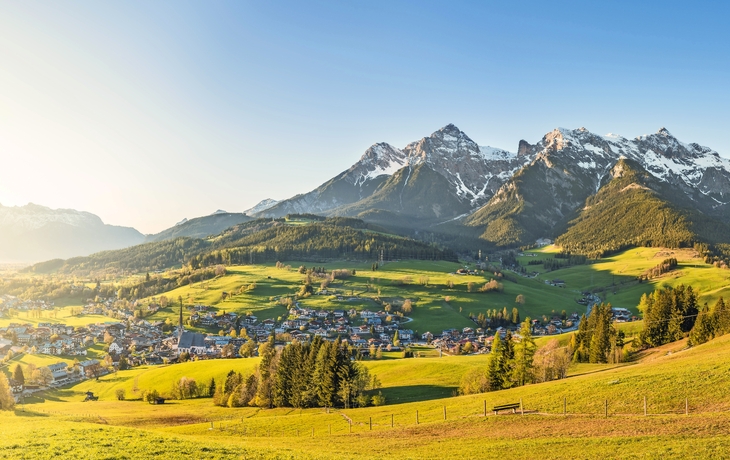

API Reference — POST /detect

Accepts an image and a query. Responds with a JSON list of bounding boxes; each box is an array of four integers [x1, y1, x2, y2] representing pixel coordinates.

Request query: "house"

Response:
[[79, 360, 103, 379], [421, 331, 434, 341], [177, 331, 208, 355], [108, 341, 124, 355], [48, 362, 70, 384]]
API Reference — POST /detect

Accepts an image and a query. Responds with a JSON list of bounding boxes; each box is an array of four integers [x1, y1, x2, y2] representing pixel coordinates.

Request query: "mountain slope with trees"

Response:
[[26, 217, 456, 275]]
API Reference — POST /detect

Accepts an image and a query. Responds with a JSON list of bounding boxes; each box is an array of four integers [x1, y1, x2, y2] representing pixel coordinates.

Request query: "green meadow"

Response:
[[6, 333, 730, 459]]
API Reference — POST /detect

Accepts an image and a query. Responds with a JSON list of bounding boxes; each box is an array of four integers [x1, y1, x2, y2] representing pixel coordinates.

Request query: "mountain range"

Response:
[[254, 124, 730, 249], [0, 203, 144, 263], [7, 124, 730, 264]]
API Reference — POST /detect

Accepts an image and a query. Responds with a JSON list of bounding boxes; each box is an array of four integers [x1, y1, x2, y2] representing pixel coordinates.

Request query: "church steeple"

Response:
[[177, 305, 184, 341]]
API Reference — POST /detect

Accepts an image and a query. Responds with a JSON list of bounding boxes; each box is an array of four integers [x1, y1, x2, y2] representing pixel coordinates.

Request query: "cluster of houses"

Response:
[[0, 295, 55, 317]]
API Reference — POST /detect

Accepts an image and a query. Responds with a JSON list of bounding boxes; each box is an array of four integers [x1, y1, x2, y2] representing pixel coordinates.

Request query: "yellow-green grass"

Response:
[[142, 260, 583, 334], [519, 247, 730, 313], [0, 353, 76, 376], [4, 410, 730, 460], [11, 334, 730, 458], [0, 306, 109, 328]]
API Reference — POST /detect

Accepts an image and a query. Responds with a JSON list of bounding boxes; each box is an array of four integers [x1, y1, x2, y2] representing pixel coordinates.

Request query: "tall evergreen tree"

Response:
[[713, 297, 730, 336], [689, 304, 714, 346], [512, 318, 536, 386], [12, 364, 24, 386]]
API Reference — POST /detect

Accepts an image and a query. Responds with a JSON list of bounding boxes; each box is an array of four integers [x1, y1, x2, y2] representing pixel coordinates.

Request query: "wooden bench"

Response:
[[492, 403, 520, 415]]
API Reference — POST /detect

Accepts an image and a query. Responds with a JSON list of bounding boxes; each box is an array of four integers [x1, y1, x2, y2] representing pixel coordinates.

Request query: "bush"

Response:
[[371, 392, 386, 406], [356, 394, 371, 408], [115, 389, 126, 401]]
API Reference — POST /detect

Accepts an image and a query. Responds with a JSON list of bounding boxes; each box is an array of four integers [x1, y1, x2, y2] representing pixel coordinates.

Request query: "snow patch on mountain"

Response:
[[0, 203, 104, 235], [244, 199, 279, 215]]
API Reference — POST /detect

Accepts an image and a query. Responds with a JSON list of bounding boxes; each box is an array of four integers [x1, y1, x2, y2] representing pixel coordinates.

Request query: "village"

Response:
[[0, 288, 632, 402]]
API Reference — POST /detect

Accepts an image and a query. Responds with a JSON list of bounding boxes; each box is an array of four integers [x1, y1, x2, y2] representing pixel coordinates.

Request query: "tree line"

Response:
[[571, 303, 625, 364], [212, 336, 383, 409]]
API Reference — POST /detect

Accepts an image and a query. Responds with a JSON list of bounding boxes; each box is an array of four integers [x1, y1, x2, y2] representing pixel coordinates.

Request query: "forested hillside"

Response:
[[25, 218, 456, 275], [556, 159, 730, 258]]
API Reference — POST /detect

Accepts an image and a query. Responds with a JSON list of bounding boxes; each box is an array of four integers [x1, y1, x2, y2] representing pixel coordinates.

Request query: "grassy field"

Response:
[[6, 333, 730, 458], [142, 260, 582, 335], [130, 246, 730, 339], [519, 246, 730, 313], [0, 305, 110, 328]]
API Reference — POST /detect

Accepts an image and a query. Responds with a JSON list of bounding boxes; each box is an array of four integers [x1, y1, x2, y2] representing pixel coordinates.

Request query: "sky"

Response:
[[1, 1, 729, 234]]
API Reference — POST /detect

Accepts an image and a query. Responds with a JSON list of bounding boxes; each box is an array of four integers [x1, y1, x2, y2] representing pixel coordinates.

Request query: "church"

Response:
[[175, 306, 208, 356]]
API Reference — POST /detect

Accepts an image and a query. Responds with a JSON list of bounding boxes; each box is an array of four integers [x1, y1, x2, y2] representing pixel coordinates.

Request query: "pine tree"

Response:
[[486, 335, 505, 390], [713, 297, 730, 336], [254, 335, 277, 408], [512, 318, 536, 387], [689, 304, 714, 346], [313, 341, 336, 408], [12, 364, 24, 386]]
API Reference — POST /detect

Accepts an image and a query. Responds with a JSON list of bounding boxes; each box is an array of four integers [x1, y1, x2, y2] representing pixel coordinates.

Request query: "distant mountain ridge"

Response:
[[0, 203, 144, 263], [250, 123, 730, 254], [145, 212, 253, 243], [465, 127, 730, 247], [258, 124, 530, 225]]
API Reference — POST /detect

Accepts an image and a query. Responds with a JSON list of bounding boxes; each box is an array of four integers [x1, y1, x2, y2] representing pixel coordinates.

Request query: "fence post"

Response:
[[391, 414, 394, 428], [416, 410, 419, 425], [484, 400, 487, 417], [605, 399, 608, 418], [369, 417, 372, 430], [644, 396, 647, 416], [563, 397, 566, 416]]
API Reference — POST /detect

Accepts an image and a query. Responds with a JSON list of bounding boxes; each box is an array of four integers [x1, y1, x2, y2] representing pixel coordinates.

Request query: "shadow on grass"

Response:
[[380, 384, 457, 405], [13, 409, 49, 417]]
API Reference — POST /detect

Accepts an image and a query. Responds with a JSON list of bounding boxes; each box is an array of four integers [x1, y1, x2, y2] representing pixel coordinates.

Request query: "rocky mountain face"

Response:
[[257, 124, 730, 249], [466, 127, 730, 246], [258, 124, 529, 222], [0, 203, 144, 263]]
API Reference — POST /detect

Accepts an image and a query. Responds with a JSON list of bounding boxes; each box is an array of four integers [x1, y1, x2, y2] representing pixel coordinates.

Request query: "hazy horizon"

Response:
[[2, 1, 729, 233]]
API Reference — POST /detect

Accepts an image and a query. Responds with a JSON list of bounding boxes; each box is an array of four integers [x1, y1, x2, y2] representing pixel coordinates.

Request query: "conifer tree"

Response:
[[486, 335, 505, 391], [713, 297, 730, 336], [689, 304, 714, 346], [512, 318, 536, 386], [12, 364, 24, 386]]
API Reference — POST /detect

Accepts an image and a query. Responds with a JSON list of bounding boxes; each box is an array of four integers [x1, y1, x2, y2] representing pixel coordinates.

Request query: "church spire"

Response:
[[178, 304, 184, 341]]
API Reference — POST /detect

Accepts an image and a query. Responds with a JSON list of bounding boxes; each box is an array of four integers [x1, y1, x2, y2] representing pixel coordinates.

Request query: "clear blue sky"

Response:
[[1, 1, 728, 233]]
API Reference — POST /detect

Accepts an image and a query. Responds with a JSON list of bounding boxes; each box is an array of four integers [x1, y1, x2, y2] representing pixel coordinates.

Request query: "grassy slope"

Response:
[[142, 260, 582, 335], [0, 305, 110, 328], [7, 334, 730, 458], [518, 246, 730, 313]]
